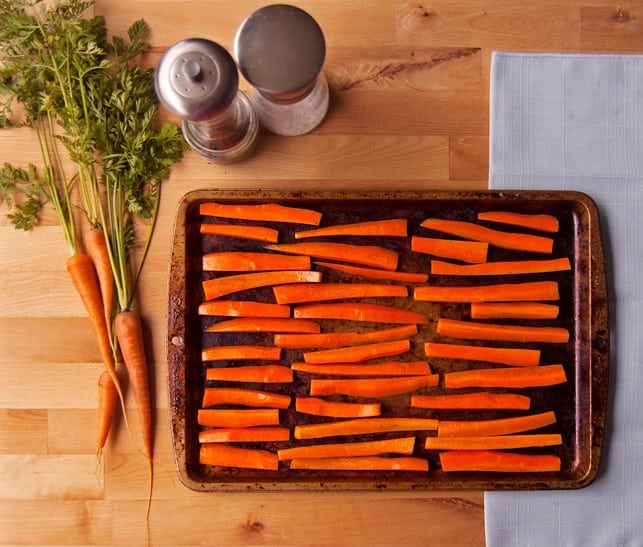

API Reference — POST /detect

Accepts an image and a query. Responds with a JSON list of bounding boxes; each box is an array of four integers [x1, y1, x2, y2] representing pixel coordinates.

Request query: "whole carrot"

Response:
[[96, 369, 118, 456], [84, 227, 114, 329]]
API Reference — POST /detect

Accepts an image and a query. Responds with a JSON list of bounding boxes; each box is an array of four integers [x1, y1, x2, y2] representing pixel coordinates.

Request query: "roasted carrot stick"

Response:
[[272, 282, 408, 304], [278, 436, 415, 460], [420, 218, 554, 254], [411, 392, 531, 410], [309, 375, 439, 398], [470, 302, 560, 320], [200, 223, 279, 243], [266, 242, 399, 271], [292, 361, 432, 377], [425, 342, 541, 367], [439, 450, 561, 473], [197, 408, 281, 428], [198, 427, 290, 443], [414, 280, 560, 303], [430, 257, 571, 276], [424, 433, 562, 450], [206, 317, 320, 333], [411, 236, 488, 263], [443, 364, 567, 389], [315, 261, 429, 283], [202, 252, 311, 272], [198, 300, 291, 318], [437, 410, 557, 437], [294, 303, 428, 324], [303, 339, 411, 364], [294, 417, 439, 440], [96, 370, 118, 457], [477, 211, 560, 233], [199, 443, 279, 470], [206, 365, 294, 383], [202, 270, 322, 301], [436, 318, 570, 344], [202, 388, 291, 409], [199, 201, 322, 225], [202, 345, 282, 362], [295, 397, 381, 418], [274, 324, 417, 349], [294, 218, 408, 239], [290, 456, 429, 472]]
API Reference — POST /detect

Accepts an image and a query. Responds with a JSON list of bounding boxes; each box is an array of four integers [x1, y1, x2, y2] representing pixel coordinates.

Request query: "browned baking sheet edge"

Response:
[[166, 189, 608, 492]]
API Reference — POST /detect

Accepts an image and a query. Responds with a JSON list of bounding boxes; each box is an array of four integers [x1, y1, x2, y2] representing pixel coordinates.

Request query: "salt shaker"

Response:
[[233, 4, 329, 136], [154, 38, 259, 162]]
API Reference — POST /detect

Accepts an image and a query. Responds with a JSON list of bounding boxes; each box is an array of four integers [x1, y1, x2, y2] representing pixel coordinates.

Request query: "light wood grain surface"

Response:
[[1, 2, 639, 545]]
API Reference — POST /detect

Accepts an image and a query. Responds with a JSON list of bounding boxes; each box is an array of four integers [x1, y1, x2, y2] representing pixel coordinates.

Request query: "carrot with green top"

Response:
[[292, 361, 432, 377], [198, 427, 290, 443], [294, 218, 407, 239], [424, 433, 562, 450], [206, 317, 320, 333], [477, 211, 560, 233], [309, 375, 439, 398], [411, 236, 488, 263], [430, 257, 571, 276], [278, 436, 415, 460], [202, 388, 291, 409], [199, 300, 291, 318], [290, 456, 429, 471], [439, 450, 561, 473], [199, 444, 279, 470], [425, 342, 541, 367], [200, 223, 279, 243], [274, 324, 417, 349], [202, 252, 311, 271], [411, 391, 531, 410], [295, 417, 439, 440], [437, 410, 557, 437], [436, 318, 570, 344], [202, 270, 322, 300], [294, 303, 428, 324], [443, 364, 567, 388], [470, 302, 560, 320], [272, 282, 408, 304], [197, 408, 281, 428], [303, 339, 411, 364], [199, 201, 322, 225], [202, 345, 282, 362], [414, 280, 560, 303], [206, 365, 294, 383], [295, 397, 381, 418], [315, 261, 429, 283]]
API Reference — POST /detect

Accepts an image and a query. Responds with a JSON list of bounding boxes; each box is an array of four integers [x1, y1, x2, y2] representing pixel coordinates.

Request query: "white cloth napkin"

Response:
[[485, 52, 643, 547]]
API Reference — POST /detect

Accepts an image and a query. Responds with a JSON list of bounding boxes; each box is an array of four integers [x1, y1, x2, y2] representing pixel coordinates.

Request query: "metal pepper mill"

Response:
[[154, 38, 259, 162]]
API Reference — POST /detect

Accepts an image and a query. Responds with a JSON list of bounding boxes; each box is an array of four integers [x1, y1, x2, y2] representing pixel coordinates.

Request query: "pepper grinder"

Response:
[[233, 4, 329, 136], [154, 38, 259, 162]]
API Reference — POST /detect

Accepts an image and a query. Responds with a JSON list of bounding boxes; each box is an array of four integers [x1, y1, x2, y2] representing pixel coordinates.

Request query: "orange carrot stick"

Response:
[[278, 436, 415, 460], [198, 427, 290, 443], [439, 450, 561, 473], [96, 370, 118, 456], [470, 302, 560, 320], [199, 443, 279, 470], [272, 282, 408, 304], [425, 342, 541, 367], [294, 417, 439, 440], [420, 218, 554, 254], [295, 397, 381, 418], [199, 201, 322, 225], [411, 236, 488, 263], [202, 388, 291, 409], [206, 365, 294, 383], [315, 261, 429, 283], [303, 339, 411, 364], [292, 361, 432, 377], [290, 456, 429, 472], [202, 252, 311, 271], [414, 280, 560, 303], [437, 410, 557, 437], [309, 375, 439, 398], [197, 408, 281, 428], [274, 324, 417, 349], [198, 300, 291, 318], [443, 364, 567, 389], [200, 223, 279, 243], [294, 303, 428, 324], [436, 318, 570, 344], [294, 218, 408, 239], [206, 317, 320, 333], [430, 257, 571, 276], [202, 270, 322, 301], [202, 345, 282, 362], [411, 392, 531, 410], [477, 211, 559, 233], [424, 434, 562, 450]]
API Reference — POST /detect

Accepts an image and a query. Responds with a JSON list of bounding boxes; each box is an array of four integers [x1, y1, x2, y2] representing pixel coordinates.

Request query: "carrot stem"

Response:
[[411, 236, 488, 263], [303, 339, 411, 364], [436, 318, 570, 344], [273, 282, 408, 304], [411, 392, 531, 410], [278, 436, 415, 460], [295, 397, 381, 418], [439, 450, 561, 472], [425, 342, 541, 367], [437, 410, 557, 437], [199, 443, 279, 470], [443, 364, 567, 389], [414, 280, 560, 303]]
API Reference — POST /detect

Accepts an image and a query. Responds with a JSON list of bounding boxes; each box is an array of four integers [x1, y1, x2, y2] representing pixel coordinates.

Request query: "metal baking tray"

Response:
[[167, 189, 608, 491]]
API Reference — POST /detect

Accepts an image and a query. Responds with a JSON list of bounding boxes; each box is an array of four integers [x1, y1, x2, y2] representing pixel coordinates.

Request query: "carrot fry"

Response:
[[96, 370, 118, 456], [200, 201, 322, 225], [315, 261, 429, 283], [420, 218, 554, 254], [437, 410, 557, 437], [294, 303, 428, 324], [206, 365, 293, 383], [477, 211, 560, 233], [197, 408, 281, 428], [425, 342, 540, 367], [199, 300, 291, 318], [424, 434, 562, 450], [202, 252, 311, 272], [202, 388, 291, 409], [294, 417, 439, 440], [273, 282, 408, 304], [295, 397, 381, 418], [290, 456, 429, 472], [470, 302, 560, 320], [198, 427, 290, 443], [278, 436, 415, 460], [202, 270, 322, 301], [411, 236, 488, 263], [274, 324, 417, 349], [430, 257, 571, 276], [436, 318, 570, 344], [199, 443, 279, 470], [292, 361, 432, 377], [200, 223, 279, 243], [206, 317, 320, 333], [295, 219, 407, 239], [443, 364, 567, 389], [202, 345, 282, 362], [411, 392, 531, 410], [266, 242, 399, 271], [414, 280, 559, 303], [303, 339, 411, 364], [309, 375, 439, 398], [439, 450, 561, 473]]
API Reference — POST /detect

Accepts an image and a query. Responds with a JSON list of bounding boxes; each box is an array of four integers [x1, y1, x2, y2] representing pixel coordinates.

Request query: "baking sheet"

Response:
[[166, 189, 608, 491]]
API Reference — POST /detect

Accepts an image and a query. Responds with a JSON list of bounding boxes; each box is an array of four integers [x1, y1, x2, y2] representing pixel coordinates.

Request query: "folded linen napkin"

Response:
[[485, 52, 643, 547]]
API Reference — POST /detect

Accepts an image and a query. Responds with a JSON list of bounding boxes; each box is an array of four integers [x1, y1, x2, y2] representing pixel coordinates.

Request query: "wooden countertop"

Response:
[[0, 2, 637, 545]]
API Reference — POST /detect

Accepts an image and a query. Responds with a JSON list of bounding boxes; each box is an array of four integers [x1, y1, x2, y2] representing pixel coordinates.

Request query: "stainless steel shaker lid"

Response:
[[233, 4, 325, 100], [155, 38, 239, 121]]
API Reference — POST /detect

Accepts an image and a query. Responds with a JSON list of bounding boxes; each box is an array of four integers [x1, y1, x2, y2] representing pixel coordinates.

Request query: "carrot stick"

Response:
[[278, 436, 415, 460], [272, 282, 408, 304], [96, 370, 118, 456], [411, 392, 531, 410], [430, 257, 571, 276], [414, 280, 560, 303], [437, 410, 557, 437], [292, 361, 432, 377], [425, 342, 541, 367], [206, 317, 320, 333], [84, 227, 114, 330], [274, 325, 417, 349], [436, 318, 570, 344], [202, 252, 311, 271], [411, 236, 488, 263], [202, 270, 322, 300], [315, 261, 429, 283], [201, 345, 282, 362], [477, 211, 560, 233], [202, 388, 291, 409], [443, 364, 567, 389], [200, 223, 279, 243], [295, 397, 381, 418], [303, 339, 411, 364], [290, 456, 429, 472], [206, 365, 293, 383], [198, 300, 291, 318], [309, 375, 439, 398], [199, 443, 279, 470], [266, 242, 399, 271], [199, 201, 322, 225], [420, 218, 554, 254], [294, 417, 439, 440], [197, 408, 281, 428], [425, 433, 562, 450], [294, 219, 408, 239], [294, 303, 428, 324], [439, 450, 561, 473], [470, 302, 560, 320], [198, 427, 291, 443]]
